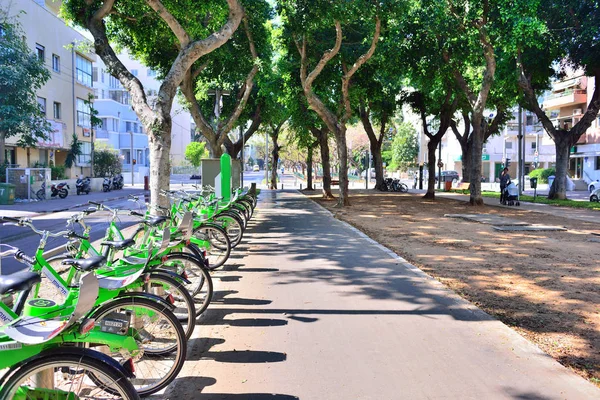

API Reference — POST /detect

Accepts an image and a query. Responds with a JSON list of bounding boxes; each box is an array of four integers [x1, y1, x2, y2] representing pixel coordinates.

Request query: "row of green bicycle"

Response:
[[0, 186, 257, 399]]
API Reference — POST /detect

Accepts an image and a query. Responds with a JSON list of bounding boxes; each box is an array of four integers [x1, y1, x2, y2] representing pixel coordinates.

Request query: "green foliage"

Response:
[[51, 165, 67, 180], [65, 134, 82, 169], [390, 122, 419, 172], [93, 149, 121, 177], [185, 142, 209, 167], [528, 168, 555, 183], [0, 19, 52, 163]]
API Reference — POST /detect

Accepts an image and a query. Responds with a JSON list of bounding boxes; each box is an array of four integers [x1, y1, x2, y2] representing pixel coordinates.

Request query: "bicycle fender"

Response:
[[150, 269, 192, 285], [110, 292, 176, 311]]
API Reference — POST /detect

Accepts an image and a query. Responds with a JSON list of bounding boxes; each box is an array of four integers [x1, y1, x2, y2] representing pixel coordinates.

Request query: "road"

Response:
[[0, 197, 144, 275]]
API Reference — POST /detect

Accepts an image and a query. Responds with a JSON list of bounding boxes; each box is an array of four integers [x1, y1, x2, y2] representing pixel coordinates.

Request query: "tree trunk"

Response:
[[148, 118, 172, 208], [469, 121, 484, 205], [316, 130, 334, 199], [549, 135, 570, 200], [306, 146, 314, 190], [371, 141, 384, 190], [270, 135, 279, 189], [360, 105, 385, 190], [462, 140, 472, 183], [0, 131, 6, 166], [208, 137, 223, 158], [335, 127, 350, 207], [424, 140, 438, 199]]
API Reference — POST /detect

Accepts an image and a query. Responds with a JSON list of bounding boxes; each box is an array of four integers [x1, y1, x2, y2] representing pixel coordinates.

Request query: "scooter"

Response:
[[50, 182, 69, 198], [76, 176, 91, 195], [102, 176, 112, 192], [111, 174, 124, 190]]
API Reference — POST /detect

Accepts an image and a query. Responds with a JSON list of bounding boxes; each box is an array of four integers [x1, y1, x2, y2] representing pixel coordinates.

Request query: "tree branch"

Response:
[[218, 15, 259, 142], [91, 0, 115, 21], [303, 21, 342, 92], [157, 0, 244, 118], [145, 0, 191, 48], [180, 69, 217, 143]]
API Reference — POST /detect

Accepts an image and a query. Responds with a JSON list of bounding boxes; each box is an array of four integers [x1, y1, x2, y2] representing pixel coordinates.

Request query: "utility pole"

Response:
[[130, 131, 134, 187], [517, 106, 523, 196], [437, 141, 442, 189], [240, 125, 244, 188]]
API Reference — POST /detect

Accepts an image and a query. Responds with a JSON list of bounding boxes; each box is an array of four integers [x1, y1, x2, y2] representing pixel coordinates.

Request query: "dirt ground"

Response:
[[309, 189, 600, 386]]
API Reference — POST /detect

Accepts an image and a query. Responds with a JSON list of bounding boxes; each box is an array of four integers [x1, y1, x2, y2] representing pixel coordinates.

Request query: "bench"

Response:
[[456, 182, 470, 193], [330, 179, 340, 186]]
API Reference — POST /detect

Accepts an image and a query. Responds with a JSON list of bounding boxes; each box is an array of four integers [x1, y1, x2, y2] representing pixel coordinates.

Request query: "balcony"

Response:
[[542, 89, 587, 110]]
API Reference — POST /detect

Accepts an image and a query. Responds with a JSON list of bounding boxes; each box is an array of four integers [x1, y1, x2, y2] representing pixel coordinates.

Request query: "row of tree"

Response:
[[33, 1, 600, 208]]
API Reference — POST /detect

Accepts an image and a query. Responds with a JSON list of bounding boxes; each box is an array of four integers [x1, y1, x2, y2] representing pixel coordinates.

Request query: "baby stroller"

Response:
[[502, 182, 520, 206]]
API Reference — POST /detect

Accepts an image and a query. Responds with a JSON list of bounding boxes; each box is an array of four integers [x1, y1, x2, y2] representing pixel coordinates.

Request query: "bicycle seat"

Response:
[[0, 270, 41, 295], [142, 215, 168, 227], [100, 238, 136, 250], [62, 256, 106, 272]]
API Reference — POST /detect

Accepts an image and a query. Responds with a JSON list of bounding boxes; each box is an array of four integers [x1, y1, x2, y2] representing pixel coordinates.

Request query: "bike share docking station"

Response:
[[201, 154, 241, 202]]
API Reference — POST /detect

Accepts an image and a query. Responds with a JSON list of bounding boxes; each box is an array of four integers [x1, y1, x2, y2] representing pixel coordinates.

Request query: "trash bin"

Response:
[[547, 175, 555, 188], [530, 177, 538, 189], [0, 183, 16, 205], [444, 176, 453, 192]]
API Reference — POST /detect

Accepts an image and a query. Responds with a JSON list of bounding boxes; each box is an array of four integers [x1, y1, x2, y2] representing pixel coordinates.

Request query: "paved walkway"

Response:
[[167, 190, 600, 399]]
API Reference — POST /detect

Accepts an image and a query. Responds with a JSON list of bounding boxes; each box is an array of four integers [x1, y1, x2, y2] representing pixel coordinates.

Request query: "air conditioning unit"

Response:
[[573, 108, 583, 115]]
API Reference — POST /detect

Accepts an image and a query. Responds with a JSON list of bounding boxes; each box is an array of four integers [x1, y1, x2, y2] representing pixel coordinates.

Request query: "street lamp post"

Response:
[[130, 131, 134, 187]]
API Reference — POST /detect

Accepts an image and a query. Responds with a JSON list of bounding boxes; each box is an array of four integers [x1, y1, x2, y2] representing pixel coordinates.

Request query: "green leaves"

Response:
[[0, 20, 52, 154], [185, 141, 209, 167]]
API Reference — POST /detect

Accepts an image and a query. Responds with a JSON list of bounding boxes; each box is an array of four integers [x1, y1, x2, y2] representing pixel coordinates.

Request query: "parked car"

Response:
[[435, 170, 460, 183], [588, 180, 599, 193], [253, 164, 260, 172]]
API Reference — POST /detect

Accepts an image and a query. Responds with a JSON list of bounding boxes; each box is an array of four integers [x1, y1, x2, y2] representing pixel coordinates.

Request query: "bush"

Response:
[[529, 168, 555, 183], [51, 165, 66, 180], [93, 149, 122, 177]]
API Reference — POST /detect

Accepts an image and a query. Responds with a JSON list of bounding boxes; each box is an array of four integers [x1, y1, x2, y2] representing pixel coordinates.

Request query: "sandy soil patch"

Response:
[[309, 190, 600, 386]]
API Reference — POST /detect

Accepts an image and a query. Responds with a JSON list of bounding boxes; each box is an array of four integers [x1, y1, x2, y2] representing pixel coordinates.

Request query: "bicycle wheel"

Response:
[[399, 183, 409, 193], [87, 296, 186, 397], [0, 349, 139, 400], [238, 198, 254, 219], [160, 253, 213, 313], [193, 224, 231, 269], [215, 212, 244, 248], [144, 273, 197, 339]]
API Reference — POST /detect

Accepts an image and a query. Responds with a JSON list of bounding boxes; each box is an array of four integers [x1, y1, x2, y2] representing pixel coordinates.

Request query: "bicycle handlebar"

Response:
[[0, 244, 36, 265]]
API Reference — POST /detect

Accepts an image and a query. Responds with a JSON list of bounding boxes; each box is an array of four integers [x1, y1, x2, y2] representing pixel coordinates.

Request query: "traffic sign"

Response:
[[437, 161, 443, 168]]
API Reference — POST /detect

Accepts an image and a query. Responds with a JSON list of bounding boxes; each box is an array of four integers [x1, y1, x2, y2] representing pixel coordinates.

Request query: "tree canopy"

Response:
[[0, 19, 51, 165]]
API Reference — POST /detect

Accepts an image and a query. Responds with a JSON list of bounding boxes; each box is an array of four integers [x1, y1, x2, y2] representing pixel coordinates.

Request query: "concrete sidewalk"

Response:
[[0, 186, 148, 217], [167, 190, 599, 399]]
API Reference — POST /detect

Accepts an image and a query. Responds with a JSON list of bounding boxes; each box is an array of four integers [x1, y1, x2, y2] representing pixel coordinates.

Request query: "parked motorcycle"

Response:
[[50, 182, 69, 198], [112, 174, 124, 190], [102, 176, 112, 192], [381, 177, 409, 193], [75, 176, 91, 195]]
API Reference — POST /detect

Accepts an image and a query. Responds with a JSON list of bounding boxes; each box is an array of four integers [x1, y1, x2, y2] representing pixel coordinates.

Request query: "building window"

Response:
[[92, 67, 98, 82], [596, 156, 600, 170], [53, 102, 61, 120], [76, 54, 93, 87], [37, 97, 46, 115], [131, 69, 138, 76], [36, 44, 45, 62], [78, 142, 91, 165], [101, 89, 105, 99], [147, 69, 156, 77], [101, 69, 105, 83], [505, 141, 513, 150], [52, 54, 60, 72], [76, 98, 91, 127], [126, 121, 132, 132], [531, 142, 537, 150]]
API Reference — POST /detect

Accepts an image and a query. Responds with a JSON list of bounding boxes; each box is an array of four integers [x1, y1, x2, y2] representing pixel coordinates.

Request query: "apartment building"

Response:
[[542, 74, 599, 187], [1, 0, 96, 178], [92, 52, 194, 171]]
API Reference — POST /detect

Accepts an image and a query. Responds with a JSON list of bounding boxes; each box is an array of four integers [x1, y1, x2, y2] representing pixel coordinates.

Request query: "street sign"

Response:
[[437, 161, 443, 168]]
